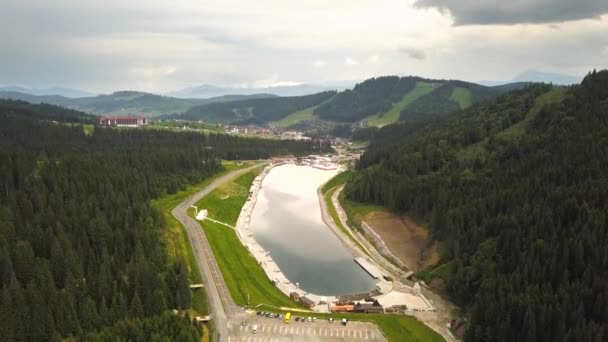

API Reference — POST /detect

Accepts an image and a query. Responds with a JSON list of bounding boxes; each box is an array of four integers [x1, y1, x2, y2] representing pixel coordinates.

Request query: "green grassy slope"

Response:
[[153, 161, 249, 315], [449, 87, 473, 109], [270, 105, 319, 128], [194, 169, 260, 225], [201, 220, 298, 307], [192, 169, 301, 308], [365, 82, 437, 126], [458, 87, 567, 161], [497, 87, 566, 140]]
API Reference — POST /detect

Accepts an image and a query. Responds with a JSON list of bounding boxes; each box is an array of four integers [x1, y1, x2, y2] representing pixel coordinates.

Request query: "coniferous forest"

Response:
[[346, 71, 608, 341], [0, 100, 326, 341]]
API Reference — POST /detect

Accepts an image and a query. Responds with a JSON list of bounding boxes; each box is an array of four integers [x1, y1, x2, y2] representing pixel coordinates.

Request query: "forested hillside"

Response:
[[0, 99, 95, 124], [0, 90, 276, 117], [314, 76, 524, 124], [346, 71, 608, 341], [313, 76, 422, 121], [399, 80, 500, 122], [0, 101, 324, 340], [171, 91, 336, 124]]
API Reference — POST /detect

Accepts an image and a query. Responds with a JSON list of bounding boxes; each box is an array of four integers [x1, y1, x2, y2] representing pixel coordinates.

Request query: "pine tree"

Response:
[[130, 292, 144, 318]]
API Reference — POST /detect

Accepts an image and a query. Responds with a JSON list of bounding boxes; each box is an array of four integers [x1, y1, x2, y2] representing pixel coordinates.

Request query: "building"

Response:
[[299, 296, 316, 309], [331, 304, 354, 313], [289, 292, 300, 302], [353, 301, 384, 314], [98, 115, 148, 127]]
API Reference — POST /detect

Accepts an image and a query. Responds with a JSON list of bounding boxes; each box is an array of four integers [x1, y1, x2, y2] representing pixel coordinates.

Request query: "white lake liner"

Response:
[[249, 164, 376, 296]]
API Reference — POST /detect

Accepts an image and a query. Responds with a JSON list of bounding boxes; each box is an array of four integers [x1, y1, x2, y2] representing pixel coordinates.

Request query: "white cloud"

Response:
[[345, 57, 358, 66], [233, 73, 302, 89], [369, 55, 380, 63], [313, 59, 327, 68], [0, 1, 606, 92], [398, 47, 426, 60]]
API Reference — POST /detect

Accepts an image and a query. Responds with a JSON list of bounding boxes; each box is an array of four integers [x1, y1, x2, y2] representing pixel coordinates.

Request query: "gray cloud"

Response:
[[0, 1, 605, 92], [414, 0, 608, 25], [398, 47, 426, 60]]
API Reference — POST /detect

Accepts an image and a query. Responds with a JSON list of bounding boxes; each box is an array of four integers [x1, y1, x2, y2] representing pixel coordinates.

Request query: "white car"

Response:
[[252, 324, 258, 334]]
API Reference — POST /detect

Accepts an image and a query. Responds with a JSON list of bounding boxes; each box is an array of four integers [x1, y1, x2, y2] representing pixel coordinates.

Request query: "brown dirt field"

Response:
[[365, 212, 439, 272]]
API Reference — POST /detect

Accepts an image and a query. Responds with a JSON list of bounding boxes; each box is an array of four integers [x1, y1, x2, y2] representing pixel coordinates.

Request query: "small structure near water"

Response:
[[299, 296, 316, 309], [354, 257, 383, 279]]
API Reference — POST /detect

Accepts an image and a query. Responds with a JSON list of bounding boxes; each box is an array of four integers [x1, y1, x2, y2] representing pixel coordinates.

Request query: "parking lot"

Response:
[[228, 313, 386, 342]]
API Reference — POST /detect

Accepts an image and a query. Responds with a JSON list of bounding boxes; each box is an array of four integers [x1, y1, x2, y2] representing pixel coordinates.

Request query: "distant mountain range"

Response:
[[0, 86, 95, 98], [0, 90, 276, 117], [478, 70, 581, 86], [164, 76, 532, 126], [1, 71, 575, 123], [166, 81, 355, 98]]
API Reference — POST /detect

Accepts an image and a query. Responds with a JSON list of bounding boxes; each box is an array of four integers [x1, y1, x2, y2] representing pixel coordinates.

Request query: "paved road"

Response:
[[172, 164, 261, 342]]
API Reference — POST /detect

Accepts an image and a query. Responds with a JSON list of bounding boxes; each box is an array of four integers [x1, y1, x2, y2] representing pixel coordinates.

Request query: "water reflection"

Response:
[[249, 164, 375, 295]]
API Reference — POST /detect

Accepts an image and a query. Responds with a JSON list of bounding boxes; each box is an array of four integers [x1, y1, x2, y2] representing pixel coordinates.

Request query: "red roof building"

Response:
[[98, 115, 148, 127]]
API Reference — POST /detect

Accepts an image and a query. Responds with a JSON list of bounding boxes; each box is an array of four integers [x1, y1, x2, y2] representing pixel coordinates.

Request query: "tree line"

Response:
[[314, 76, 421, 122], [169, 91, 336, 124], [0, 100, 323, 340], [345, 71, 608, 341]]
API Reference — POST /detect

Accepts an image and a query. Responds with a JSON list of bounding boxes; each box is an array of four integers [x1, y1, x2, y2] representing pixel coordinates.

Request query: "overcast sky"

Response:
[[1, 0, 607, 93]]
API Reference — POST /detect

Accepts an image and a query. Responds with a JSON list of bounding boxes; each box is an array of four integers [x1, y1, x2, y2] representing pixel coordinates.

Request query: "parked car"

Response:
[[307, 317, 312, 322], [328, 318, 334, 323], [295, 316, 300, 322], [342, 318, 348, 326], [256, 311, 262, 316]]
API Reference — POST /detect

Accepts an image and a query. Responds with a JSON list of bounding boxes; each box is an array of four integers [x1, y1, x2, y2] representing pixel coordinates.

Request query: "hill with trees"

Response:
[[398, 80, 502, 122], [314, 76, 527, 124], [0, 90, 277, 117], [313, 76, 423, 122], [345, 70, 608, 341], [0, 100, 325, 340], [170, 91, 336, 124]]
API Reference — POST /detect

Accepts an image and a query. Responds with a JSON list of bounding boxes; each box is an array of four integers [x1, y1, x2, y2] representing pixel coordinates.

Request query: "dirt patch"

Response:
[[365, 212, 439, 272], [429, 278, 447, 292]]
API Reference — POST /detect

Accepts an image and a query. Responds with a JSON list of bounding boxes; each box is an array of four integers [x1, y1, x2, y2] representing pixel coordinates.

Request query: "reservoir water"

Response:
[[249, 164, 376, 295]]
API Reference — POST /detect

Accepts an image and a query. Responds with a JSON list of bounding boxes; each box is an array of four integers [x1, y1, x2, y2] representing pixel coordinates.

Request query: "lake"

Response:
[[249, 164, 376, 295]]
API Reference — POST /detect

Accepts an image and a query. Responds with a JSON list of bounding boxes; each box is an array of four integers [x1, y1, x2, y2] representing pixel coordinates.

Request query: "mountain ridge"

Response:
[[0, 90, 277, 117]]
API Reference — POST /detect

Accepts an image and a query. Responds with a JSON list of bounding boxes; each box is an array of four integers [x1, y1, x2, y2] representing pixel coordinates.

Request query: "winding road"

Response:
[[172, 164, 261, 342]]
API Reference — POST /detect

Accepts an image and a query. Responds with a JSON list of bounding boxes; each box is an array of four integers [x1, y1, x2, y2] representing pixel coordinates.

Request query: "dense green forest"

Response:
[[314, 76, 421, 121], [0, 100, 324, 340], [346, 71, 608, 341], [169, 91, 336, 124], [0, 99, 95, 124], [399, 80, 501, 122], [314, 76, 524, 123], [162, 76, 526, 126]]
